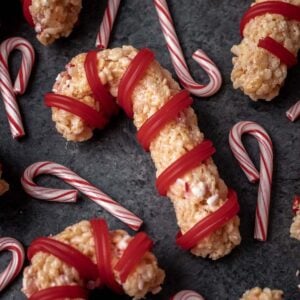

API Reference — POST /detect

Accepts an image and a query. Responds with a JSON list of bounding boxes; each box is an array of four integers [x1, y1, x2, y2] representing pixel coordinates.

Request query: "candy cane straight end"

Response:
[[0, 237, 25, 292], [286, 100, 300, 122]]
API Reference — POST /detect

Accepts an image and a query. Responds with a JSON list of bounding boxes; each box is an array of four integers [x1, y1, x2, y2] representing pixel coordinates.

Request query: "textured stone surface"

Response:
[[0, 0, 299, 299]]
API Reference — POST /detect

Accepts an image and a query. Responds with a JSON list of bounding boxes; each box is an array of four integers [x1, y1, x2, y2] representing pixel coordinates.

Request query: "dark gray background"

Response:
[[0, 0, 299, 299]]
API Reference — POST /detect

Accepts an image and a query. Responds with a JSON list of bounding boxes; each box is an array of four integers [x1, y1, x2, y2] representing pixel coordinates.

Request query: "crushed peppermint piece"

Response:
[[296, 270, 299, 277], [191, 182, 205, 198], [207, 194, 219, 206]]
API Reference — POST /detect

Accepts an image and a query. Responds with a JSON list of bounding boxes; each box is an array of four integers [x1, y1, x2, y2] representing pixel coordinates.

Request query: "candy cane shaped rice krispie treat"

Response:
[[231, 0, 300, 101], [22, 0, 82, 45], [45, 46, 241, 260], [0, 164, 9, 195], [22, 219, 165, 299], [240, 287, 284, 300]]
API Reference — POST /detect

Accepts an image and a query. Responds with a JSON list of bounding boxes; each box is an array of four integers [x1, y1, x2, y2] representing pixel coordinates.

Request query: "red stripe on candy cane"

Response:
[[21, 161, 143, 231], [0, 37, 35, 139], [229, 121, 273, 241], [286, 100, 300, 122]]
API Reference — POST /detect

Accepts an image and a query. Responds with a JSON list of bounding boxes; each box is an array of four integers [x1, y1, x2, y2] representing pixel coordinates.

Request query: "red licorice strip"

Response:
[[29, 285, 88, 300], [176, 189, 240, 250], [258, 37, 297, 68], [28, 237, 99, 281], [22, 0, 34, 27], [118, 48, 155, 118], [114, 232, 153, 283], [137, 90, 193, 151], [240, 1, 300, 36], [156, 140, 216, 196], [90, 219, 123, 294], [84, 50, 119, 118], [292, 195, 300, 214], [44, 93, 108, 128]]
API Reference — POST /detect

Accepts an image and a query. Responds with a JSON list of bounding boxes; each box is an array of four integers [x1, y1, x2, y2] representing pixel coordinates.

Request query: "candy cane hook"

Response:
[[286, 100, 300, 122], [21, 161, 143, 231], [171, 290, 205, 300], [153, 0, 222, 97], [95, 0, 121, 49], [0, 37, 35, 139], [229, 121, 273, 241], [0, 237, 25, 292]]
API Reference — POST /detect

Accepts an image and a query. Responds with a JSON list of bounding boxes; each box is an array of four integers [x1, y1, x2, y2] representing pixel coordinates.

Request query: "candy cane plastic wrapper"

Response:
[[171, 290, 205, 300], [229, 121, 273, 241], [286, 100, 300, 122], [153, 0, 222, 97], [0, 37, 35, 139], [0, 237, 25, 292], [21, 161, 143, 231], [95, 0, 121, 49]]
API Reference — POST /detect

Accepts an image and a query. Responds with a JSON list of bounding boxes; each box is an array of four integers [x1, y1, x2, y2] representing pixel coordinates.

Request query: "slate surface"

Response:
[[0, 0, 300, 299]]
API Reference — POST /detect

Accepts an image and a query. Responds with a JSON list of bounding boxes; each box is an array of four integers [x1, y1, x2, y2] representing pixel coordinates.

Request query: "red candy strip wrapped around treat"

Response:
[[0, 37, 35, 139], [21, 161, 143, 231], [22, 0, 82, 45], [46, 45, 241, 259], [22, 219, 165, 299], [231, 0, 300, 101], [290, 195, 300, 241], [0, 237, 25, 292], [229, 121, 273, 241]]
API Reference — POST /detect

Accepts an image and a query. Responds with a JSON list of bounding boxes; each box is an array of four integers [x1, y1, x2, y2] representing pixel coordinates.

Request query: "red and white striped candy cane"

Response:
[[153, 0, 222, 97], [286, 100, 300, 122], [171, 290, 205, 300], [0, 237, 25, 292], [0, 37, 35, 139], [229, 121, 273, 241], [95, 0, 121, 49], [21, 161, 143, 231]]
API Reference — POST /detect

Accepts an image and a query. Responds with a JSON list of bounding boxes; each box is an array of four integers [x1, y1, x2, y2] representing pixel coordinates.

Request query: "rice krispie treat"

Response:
[[22, 0, 82, 45], [231, 0, 300, 101], [240, 287, 284, 300], [0, 164, 9, 196], [45, 46, 241, 260], [290, 195, 300, 240], [22, 219, 165, 299]]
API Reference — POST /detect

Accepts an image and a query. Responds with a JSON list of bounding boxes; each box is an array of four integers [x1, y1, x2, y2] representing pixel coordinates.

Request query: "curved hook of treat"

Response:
[[21, 161, 143, 231], [0, 237, 25, 292], [229, 121, 273, 241], [95, 0, 121, 49], [153, 0, 222, 97], [286, 100, 300, 122], [171, 290, 205, 300], [0, 37, 35, 139]]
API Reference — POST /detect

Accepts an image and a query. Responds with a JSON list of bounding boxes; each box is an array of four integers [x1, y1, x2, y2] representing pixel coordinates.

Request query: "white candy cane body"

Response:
[[286, 100, 300, 122], [21, 161, 143, 231], [229, 121, 273, 241], [95, 0, 121, 49], [153, 0, 222, 97], [0, 237, 25, 292], [172, 290, 205, 300], [0, 37, 35, 139]]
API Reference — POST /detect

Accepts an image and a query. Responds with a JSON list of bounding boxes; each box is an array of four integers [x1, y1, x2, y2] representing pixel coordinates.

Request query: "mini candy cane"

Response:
[[21, 161, 143, 231], [171, 290, 205, 300], [229, 121, 273, 241], [153, 0, 222, 97], [0, 237, 25, 292], [95, 0, 121, 49], [0, 37, 35, 139], [286, 100, 300, 122]]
